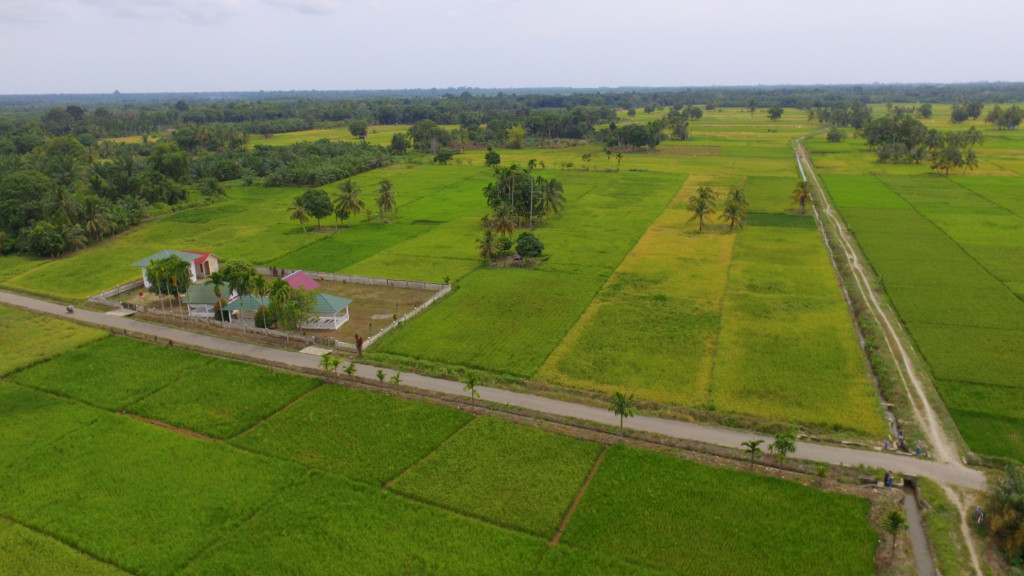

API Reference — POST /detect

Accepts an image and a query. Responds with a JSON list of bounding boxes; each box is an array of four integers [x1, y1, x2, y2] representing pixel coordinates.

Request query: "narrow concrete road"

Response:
[[0, 289, 986, 490]]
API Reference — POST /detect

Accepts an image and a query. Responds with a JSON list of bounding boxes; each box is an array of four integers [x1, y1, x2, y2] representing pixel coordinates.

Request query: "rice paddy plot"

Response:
[[180, 471, 549, 576], [0, 382, 105, 465], [0, 305, 107, 376], [390, 417, 603, 537], [0, 414, 303, 576], [535, 178, 734, 404], [232, 384, 472, 485], [127, 357, 321, 439], [0, 518, 129, 576], [9, 337, 212, 411], [711, 225, 886, 435], [559, 445, 877, 575], [372, 268, 606, 377]]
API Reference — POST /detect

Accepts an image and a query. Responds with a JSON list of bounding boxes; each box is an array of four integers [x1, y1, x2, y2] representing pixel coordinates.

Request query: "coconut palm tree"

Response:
[[289, 195, 309, 233], [376, 179, 397, 221], [61, 224, 87, 254], [463, 373, 480, 406], [720, 199, 746, 231], [488, 203, 517, 238], [541, 177, 566, 219], [688, 190, 717, 232], [608, 391, 637, 440], [333, 179, 364, 231], [82, 196, 111, 241], [477, 229, 500, 260], [792, 180, 813, 214], [741, 439, 764, 468], [206, 271, 226, 298]]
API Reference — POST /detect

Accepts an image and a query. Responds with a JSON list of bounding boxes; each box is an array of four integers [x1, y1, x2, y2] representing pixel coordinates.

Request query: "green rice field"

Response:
[[0, 333, 880, 575], [806, 109, 1024, 461], [1, 108, 889, 437]]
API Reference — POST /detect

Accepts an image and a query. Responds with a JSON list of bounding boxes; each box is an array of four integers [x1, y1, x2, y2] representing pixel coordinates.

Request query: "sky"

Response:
[[1, 0, 1022, 94]]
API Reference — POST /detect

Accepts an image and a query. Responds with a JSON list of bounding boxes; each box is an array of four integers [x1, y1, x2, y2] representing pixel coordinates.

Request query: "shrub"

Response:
[[827, 127, 845, 143], [254, 305, 274, 329], [496, 236, 513, 257], [515, 232, 544, 258]]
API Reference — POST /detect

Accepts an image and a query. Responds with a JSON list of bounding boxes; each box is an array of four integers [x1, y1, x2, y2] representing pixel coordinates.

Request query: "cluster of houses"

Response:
[[130, 249, 352, 330]]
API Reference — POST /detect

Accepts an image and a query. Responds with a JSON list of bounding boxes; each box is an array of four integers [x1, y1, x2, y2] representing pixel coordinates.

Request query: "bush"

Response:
[[515, 232, 544, 258], [254, 305, 274, 329], [27, 221, 65, 257], [496, 236, 513, 257], [827, 127, 845, 143]]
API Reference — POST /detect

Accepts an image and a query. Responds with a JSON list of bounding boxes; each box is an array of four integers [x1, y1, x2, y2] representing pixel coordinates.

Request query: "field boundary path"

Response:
[[0, 288, 985, 492], [795, 138, 984, 576]]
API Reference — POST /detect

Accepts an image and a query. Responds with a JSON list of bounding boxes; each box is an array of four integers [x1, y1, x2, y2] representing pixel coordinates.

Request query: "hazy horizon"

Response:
[[2, 0, 1022, 95]]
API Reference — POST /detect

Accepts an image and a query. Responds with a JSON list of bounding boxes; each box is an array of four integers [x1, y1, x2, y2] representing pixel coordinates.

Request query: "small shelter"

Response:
[[183, 283, 236, 318], [307, 294, 353, 330], [131, 250, 220, 288], [282, 270, 321, 291]]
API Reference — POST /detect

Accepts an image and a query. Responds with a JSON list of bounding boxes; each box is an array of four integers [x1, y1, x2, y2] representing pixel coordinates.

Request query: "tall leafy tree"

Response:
[[301, 188, 333, 231], [769, 431, 797, 465], [883, 510, 907, 555]]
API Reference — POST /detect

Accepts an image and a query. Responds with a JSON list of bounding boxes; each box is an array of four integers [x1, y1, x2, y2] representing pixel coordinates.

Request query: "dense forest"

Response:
[[2, 83, 1023, 258]]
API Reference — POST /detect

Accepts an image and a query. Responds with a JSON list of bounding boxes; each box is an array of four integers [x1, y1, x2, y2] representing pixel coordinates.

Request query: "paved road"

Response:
[[0, 289, 986, 490]]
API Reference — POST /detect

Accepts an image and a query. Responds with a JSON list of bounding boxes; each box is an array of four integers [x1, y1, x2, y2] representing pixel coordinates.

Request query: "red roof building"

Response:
[[282, 270, 321, 291]]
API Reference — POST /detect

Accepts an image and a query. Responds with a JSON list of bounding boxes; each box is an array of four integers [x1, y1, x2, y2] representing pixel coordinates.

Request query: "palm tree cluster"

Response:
[[689, 185, 748, 232], [478, 164, 565, 261], [482, 164, 564, 231]]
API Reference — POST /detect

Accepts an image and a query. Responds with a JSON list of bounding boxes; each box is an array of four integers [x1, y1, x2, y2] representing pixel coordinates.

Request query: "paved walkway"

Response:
[[0, 289, 986, 490]]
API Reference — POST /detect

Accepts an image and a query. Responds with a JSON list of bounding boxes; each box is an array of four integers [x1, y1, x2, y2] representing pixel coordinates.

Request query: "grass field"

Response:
[[810, 112, 1024, 460], [0, 336, 880, 575]]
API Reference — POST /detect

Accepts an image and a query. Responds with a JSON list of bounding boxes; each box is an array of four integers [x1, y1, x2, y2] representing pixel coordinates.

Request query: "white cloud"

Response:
[[79, 0, 243, 25], [0, 0, 63, 24], [262, 0, 347, 15]]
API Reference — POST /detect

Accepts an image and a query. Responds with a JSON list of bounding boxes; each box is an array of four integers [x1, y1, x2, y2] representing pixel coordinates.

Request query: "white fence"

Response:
[[358, 283, 452, 349], [88, 279, 145, 308]]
